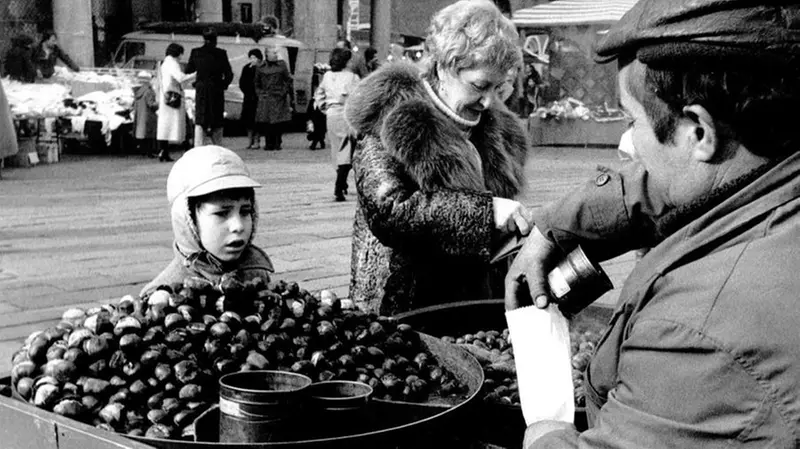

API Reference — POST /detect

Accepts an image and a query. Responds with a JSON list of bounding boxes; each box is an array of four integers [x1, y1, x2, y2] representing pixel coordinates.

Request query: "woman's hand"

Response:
[[492, 197, 534, 236]]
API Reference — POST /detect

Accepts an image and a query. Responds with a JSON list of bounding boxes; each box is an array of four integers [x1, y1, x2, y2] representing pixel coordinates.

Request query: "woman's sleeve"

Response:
[[145, 88, 158, 110], [253, 70, 264, 95], [173, 67, 196, 85], [238, 67, 248, 92], [354, 135, 495, 260]]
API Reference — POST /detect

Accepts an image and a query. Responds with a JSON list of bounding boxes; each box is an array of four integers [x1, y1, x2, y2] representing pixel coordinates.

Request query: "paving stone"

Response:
[[0, 135, 633, 340]]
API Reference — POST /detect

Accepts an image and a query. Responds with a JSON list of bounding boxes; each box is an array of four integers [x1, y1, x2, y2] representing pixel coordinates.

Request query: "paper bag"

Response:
[[506, 305, 574, 425]]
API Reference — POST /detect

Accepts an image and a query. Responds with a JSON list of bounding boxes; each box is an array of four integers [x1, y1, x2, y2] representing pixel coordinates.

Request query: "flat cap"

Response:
[[595, 1, 800, 68]]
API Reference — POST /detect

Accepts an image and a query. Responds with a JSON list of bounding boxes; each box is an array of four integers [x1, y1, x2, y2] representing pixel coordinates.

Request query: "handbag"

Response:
[[157, 60, 183, 109], [164, 91, 182, 109]]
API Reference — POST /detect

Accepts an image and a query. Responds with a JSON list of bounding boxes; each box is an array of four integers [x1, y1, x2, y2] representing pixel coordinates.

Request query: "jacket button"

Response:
[[595, 173, 610, 186]]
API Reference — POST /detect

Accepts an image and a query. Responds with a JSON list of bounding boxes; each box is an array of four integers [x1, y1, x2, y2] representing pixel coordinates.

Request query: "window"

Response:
[[240, 3, 253, 23], [114, 41, 145, 66]]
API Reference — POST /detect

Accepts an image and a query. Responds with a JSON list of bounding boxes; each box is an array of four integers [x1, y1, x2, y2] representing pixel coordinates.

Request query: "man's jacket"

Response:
[[532, 152, 800, 448]]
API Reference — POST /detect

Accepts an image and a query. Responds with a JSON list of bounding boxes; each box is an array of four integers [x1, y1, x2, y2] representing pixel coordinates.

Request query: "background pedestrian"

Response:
[[132, 71, 158, 157], [34, 30, 80, 79], [306, 63, 328, 150], [254, 44, 294, 151], [314, 47, 360, 201], [239, 48, 263, 149], [4, 35, 36, 83], [156, 43, 196, 162], [186, 28, 234, 147]]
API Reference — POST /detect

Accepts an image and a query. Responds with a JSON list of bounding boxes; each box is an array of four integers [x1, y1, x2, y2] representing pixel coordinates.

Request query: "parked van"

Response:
[[111, 23, 316, 124]]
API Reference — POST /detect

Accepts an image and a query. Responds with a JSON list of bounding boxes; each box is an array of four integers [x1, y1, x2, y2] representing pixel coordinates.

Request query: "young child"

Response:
[[140, 145, 274, 298], [132, 71, 159, 157]]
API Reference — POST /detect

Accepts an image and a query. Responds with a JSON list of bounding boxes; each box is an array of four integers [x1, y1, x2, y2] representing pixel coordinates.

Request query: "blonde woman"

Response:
[[344, 0, 530, 315]]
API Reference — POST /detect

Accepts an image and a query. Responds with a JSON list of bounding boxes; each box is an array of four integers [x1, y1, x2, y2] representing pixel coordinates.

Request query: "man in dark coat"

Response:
[[4, 35, 36, 83], [186, 28, 233, 146], [254, 45, 294, 151]]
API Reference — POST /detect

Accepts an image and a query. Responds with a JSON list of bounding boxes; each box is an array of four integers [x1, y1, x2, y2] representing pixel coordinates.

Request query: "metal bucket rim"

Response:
[[306, 380, 373, 401], [219, 370, 313, 395]]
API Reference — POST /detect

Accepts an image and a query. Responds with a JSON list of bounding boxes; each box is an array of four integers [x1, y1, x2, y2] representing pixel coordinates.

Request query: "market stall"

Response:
[[2, 66, 139, 168], [0, 272, 611, 448], [512, 0, 637, 147]]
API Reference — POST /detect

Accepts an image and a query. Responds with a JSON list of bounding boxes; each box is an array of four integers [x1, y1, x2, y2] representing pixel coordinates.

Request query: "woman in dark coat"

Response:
[[254, 44, 294, 151], [344, 0, 531, 315], [239, 49, 262, 149]]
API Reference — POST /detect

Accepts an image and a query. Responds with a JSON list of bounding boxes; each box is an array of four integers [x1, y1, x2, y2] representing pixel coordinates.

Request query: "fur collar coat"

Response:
[[344, 61, 529, 315]]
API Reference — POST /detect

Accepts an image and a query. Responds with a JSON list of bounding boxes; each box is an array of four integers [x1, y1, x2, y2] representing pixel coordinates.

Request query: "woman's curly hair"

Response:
[[422, 0, 521, 83]]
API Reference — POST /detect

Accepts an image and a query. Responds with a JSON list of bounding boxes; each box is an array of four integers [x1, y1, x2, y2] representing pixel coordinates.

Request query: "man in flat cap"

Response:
[[506, 1, 800, 447]]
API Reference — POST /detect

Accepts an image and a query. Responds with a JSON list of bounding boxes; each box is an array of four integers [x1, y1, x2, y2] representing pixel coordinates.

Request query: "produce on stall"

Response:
[[393, 299, 611, 447], [441, 320, 601, 408], [6, 275, 476, 444], [2, 66, 139, 164]]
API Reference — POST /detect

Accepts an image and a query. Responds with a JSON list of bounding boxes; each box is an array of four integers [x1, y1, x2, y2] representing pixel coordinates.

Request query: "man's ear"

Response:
[[682, 105, 718, 162]]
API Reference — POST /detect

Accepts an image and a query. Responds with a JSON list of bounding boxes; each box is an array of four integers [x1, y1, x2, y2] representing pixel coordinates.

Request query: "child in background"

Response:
[[132, 71, 159, 157], [140, 145, 274, 298]]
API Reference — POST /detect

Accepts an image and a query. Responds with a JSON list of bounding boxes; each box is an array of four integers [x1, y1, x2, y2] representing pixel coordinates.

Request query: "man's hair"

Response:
[[248, 48, 263, 60], [329, 48, 352, 72], [624, 57, 800, 159], [165, 43, 184, 58], [423, 0, 521, 82], [364, 47, 377, 62], [203, 28, 217, 46], [40, 30, 56, 45]]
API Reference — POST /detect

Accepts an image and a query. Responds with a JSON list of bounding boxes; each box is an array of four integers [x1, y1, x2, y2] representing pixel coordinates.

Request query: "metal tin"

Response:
[[548, 246, 613, 316], [217, 370, 312, 443]]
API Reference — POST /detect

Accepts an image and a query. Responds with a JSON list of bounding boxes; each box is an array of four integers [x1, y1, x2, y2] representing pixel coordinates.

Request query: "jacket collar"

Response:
[[626, 151, 800, 297]]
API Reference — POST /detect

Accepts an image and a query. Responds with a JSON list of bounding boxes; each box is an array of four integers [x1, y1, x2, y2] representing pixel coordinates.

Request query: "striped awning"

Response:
[[512, 0, 639, 27]]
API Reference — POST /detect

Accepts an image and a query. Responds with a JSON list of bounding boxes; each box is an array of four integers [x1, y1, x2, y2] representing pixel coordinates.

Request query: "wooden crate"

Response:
[[4, 138, 38, 168], [36, 140, 61, 164]]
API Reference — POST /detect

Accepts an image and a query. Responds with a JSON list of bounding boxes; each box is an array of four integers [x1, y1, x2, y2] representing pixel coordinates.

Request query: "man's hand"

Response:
[[505, 227, 562, 310], [523, 421, 575, 448]]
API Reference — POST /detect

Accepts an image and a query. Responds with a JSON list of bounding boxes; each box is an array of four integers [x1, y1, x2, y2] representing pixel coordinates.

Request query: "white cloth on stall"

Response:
[[70, 116, 87, 134]]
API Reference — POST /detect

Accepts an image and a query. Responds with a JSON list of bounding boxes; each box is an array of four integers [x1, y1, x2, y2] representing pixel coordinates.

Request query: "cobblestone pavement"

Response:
[[0, 133, 634, 374]]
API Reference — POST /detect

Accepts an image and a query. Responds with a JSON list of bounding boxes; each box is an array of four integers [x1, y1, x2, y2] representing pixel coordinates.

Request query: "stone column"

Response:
[[370, 0, 390, 60], [53, 0, 95, 67], [293, 0, 338, 50], [197, 0, 224, 22]]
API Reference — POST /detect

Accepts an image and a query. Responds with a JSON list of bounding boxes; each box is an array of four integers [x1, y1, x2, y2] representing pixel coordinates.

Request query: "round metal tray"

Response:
[[4, 332, 485, 449]]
